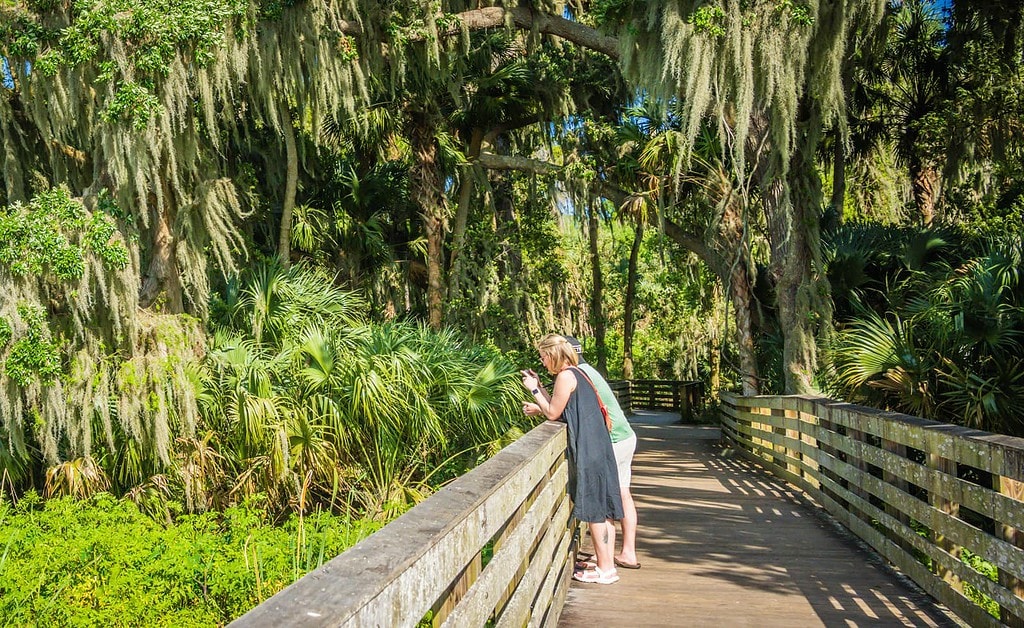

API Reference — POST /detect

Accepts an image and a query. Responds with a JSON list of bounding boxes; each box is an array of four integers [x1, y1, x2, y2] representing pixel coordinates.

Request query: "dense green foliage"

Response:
[[0, 186, 128, 280], [827, 223, 1024, 432], [0, 0, 1023, 622], [0, 492, 380, 625], [0, 257, 530, 519], [199, 261, 529, 517]]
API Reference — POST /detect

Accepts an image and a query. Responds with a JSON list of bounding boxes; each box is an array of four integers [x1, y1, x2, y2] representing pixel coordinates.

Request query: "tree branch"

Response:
[[482, 114, 545, 148], [456, 8, 619, 60], [662, 218, 723, 276], [337, 8, 619, 60], [476, 151, 559, 176], [475, 151, 631, 208]]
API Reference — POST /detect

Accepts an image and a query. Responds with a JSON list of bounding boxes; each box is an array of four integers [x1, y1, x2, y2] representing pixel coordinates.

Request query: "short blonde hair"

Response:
[[537, 333, 578, 372]]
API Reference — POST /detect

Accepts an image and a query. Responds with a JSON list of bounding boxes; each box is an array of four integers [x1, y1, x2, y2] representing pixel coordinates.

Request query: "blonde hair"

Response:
[[537, 333, 578, 372]]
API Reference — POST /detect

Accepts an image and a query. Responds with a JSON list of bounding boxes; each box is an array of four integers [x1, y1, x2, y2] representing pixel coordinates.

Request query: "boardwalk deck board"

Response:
[[559, 412, 965, 628]]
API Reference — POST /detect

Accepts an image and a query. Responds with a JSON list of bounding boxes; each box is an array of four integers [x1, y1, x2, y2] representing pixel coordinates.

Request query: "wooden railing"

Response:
[[608, 379, 703, 420], [720, 393, 1024, 628], [607, 379, 632, 412], [232, 421, 575, 627]]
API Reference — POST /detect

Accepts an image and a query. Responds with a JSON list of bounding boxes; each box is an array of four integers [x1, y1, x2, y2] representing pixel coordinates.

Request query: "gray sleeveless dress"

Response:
[[562, 367, 624, 523]]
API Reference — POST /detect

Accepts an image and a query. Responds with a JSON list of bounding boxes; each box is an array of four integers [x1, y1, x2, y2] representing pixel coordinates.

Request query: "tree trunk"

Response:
[[719, 185, 762, 396], [768, 103, 829, 395], [495, 187, 524, 326], [663, 217, 760, 395], [832, 138, 846, 221], [588, 204, 607, 374], [410, 115, 447, 330], [277, 106, 298, 266], [139, 194, 184, 313], [448, 127, 484, 304], [910, 158, 939, 226], [729, 258, 760, 395], [709, 344, 721, 399], [622, 221, 643, 380]]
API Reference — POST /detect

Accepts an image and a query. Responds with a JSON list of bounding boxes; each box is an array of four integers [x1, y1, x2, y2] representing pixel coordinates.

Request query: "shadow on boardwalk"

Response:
[[559, 411, 965, 628]]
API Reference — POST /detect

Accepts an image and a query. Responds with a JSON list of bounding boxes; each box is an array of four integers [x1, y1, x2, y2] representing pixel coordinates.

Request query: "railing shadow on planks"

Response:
[[231, 421, 575, 628], [720, 393, 1024, 628]]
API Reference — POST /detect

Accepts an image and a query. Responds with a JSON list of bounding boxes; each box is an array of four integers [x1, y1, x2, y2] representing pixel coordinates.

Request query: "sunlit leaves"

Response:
[[833, 311, 937, 417], [201, 262, 527, 517], [3, 304, 63, 387], [0, 494, 381, 624], [0, 186, 128, 280], [99, 80, 163, 128]]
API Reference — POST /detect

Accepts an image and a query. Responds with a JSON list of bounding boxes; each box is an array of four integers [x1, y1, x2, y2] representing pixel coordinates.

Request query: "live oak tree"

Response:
[[600, 0, 887, 394], [0, 0, 920, 499]]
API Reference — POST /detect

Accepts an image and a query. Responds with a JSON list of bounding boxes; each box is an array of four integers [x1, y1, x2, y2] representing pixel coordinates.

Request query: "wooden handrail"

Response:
[[720, 393, 1024, 628], [232, 421, 574, 627], [609, 379, 703, 419]]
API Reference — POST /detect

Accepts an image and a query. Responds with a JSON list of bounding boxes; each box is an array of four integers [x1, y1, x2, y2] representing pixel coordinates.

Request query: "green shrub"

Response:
[[0, 492, 380, 624]]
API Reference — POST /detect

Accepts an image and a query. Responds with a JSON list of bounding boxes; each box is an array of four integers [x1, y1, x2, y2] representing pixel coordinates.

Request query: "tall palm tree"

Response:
[[616, 100, 675, 380], [853, 0, 948, 224]]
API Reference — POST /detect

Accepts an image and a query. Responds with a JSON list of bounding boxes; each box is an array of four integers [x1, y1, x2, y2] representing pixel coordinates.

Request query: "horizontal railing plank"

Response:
[[720, 393, 1024, 627], [439, 460, 569, 627], [233, 421, 570, 628]]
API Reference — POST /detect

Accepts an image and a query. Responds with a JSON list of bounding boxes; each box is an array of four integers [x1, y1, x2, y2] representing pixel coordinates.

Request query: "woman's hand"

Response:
[[521, 369, 539, 392], [522, 402, 542, 417]]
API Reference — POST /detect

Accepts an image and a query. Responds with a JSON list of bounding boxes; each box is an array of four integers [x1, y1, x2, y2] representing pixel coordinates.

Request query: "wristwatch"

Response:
[[531, 388, 540, 395]]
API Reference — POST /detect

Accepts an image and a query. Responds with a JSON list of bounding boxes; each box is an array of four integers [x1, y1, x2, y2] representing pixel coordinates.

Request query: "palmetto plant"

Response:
[[829, 226, 1024, 434], [932, 238, 1024, 431], [199, 261, 528, 517], [44, 456, 111, 499], [833, 311, 939, 418]]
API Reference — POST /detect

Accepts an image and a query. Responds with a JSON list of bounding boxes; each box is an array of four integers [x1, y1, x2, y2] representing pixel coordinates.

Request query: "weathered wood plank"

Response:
[[1000, 475, 1024, 626], [496, 496, 574, 628], [538, 543, 574, 628], [721, 394, 1024, 627], [233, 421, 568, 628], [813, 453, 1024, 619], [561, 418, 961, 627], [811, 431, 1024, 588], [439, 461, 569, 627]]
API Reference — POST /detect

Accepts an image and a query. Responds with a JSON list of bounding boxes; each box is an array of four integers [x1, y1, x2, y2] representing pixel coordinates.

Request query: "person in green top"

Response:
[[563, 335, 640, 570]]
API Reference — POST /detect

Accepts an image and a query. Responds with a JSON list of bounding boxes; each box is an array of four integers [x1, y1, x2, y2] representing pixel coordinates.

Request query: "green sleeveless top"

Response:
[[578, 363, 635, 444]]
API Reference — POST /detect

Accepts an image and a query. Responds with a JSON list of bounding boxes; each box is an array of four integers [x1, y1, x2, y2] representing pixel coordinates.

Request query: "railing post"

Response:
[[799, 399, 820, 490], [845, 406, 871, 509], [431, 554, 482, 626], [784, 402, 799, 479], [928, 445, 962, 592], [880, 416, 911, 555], [997, 450, 1024, 627]]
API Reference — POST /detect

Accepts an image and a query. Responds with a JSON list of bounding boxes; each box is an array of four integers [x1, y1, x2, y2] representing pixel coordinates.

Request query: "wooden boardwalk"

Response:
[[559, 412, 965, 627]]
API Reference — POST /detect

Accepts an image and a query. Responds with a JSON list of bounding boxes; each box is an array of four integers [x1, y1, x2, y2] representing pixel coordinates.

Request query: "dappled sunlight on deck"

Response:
[[560, 412, 961, 627]]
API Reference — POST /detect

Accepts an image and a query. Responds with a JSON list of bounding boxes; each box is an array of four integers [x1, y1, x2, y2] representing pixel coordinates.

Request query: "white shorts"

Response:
[[612, 433, 637, 489]]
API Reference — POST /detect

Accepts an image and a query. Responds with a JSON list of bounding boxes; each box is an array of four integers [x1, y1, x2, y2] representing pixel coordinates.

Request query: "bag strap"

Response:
[[570, 367, 612, 432]]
